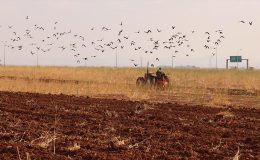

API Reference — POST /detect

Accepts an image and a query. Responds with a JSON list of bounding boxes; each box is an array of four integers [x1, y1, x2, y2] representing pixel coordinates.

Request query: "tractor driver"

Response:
[[156, 67, 164, 80]]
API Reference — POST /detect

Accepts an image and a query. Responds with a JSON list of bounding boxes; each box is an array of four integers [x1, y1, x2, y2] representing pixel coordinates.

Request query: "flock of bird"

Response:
[[0, 17, 254, 67]]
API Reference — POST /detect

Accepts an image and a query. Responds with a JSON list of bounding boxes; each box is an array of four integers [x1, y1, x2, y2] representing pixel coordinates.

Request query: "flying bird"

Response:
[[144, 30, 151, 34], [118, 29, 123, 36]]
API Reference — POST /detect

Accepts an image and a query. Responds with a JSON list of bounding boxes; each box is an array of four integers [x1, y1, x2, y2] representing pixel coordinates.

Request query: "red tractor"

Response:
[[136, 67, 169, 88]]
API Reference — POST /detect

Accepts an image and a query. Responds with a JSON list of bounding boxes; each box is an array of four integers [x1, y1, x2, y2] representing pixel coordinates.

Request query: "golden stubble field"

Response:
[[0, 66, 259, 108]]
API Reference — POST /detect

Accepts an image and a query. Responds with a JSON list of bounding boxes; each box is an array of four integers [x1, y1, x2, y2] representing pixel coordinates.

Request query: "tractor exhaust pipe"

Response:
[[147, 62, 149, 75]]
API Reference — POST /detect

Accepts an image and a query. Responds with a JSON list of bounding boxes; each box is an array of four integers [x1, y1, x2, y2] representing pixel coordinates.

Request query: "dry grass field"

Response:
[[0, 66, 260, 159], [0, 66, 259, 108]]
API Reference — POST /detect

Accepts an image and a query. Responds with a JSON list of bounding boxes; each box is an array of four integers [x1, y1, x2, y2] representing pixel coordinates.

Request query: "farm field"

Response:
[[0, 91, 259, 159], [0, 66, 259, 108], [0, 66, 259, 159]]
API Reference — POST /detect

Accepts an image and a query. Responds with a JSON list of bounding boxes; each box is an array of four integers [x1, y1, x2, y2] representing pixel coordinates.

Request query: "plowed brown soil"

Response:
[[0, 91, 259, 160]]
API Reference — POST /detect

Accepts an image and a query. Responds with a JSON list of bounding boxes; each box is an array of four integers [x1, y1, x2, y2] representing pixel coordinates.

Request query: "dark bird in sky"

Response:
[[172, 26, 175, 30], [59, 46, 66, 51], [157, 29, 162, 32], [74, 53, 80, 57], [79, 36, 85, 41], [135, 30, 140, 34], [249, 21, 253, 25], [239, 20, 245, 23], [204, 45, 210, 49], [205, 32, 210, 35], [130, 59, 135, 62], [111, 46, 117, 50], [144, 30, 151, 34], [156, 58, 159, 61], [118, 29, 123, 36], [18, 46, 23, 50], [102, 27, 111, 31], [26, 16, 29, 20], [120, 21, 123, 26], [191, 49, 194, 52]]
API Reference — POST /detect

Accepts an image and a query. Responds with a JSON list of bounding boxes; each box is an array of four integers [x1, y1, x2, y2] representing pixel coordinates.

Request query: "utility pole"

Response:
[[215, 46, 218, 69], [36, 52, 39, 67], [115, 47, 118, 68], [3, 42, 6, 67], [171, 54, 174, 68]]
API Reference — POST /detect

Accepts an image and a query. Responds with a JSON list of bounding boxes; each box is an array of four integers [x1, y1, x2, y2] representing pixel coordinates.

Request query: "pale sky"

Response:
[[0, 0, 259, 68]]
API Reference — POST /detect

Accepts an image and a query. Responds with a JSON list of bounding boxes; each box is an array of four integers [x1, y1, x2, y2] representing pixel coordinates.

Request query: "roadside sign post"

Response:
[[226, 56, 249, 69], [3, 44, 6, 67]]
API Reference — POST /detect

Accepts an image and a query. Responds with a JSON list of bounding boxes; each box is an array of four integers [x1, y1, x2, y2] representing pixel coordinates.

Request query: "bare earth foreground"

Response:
[[0, 91, 259, 160]]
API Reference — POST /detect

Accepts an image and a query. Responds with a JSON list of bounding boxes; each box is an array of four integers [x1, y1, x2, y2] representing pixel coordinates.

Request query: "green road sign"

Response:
[[230, 56, 242, 62]]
